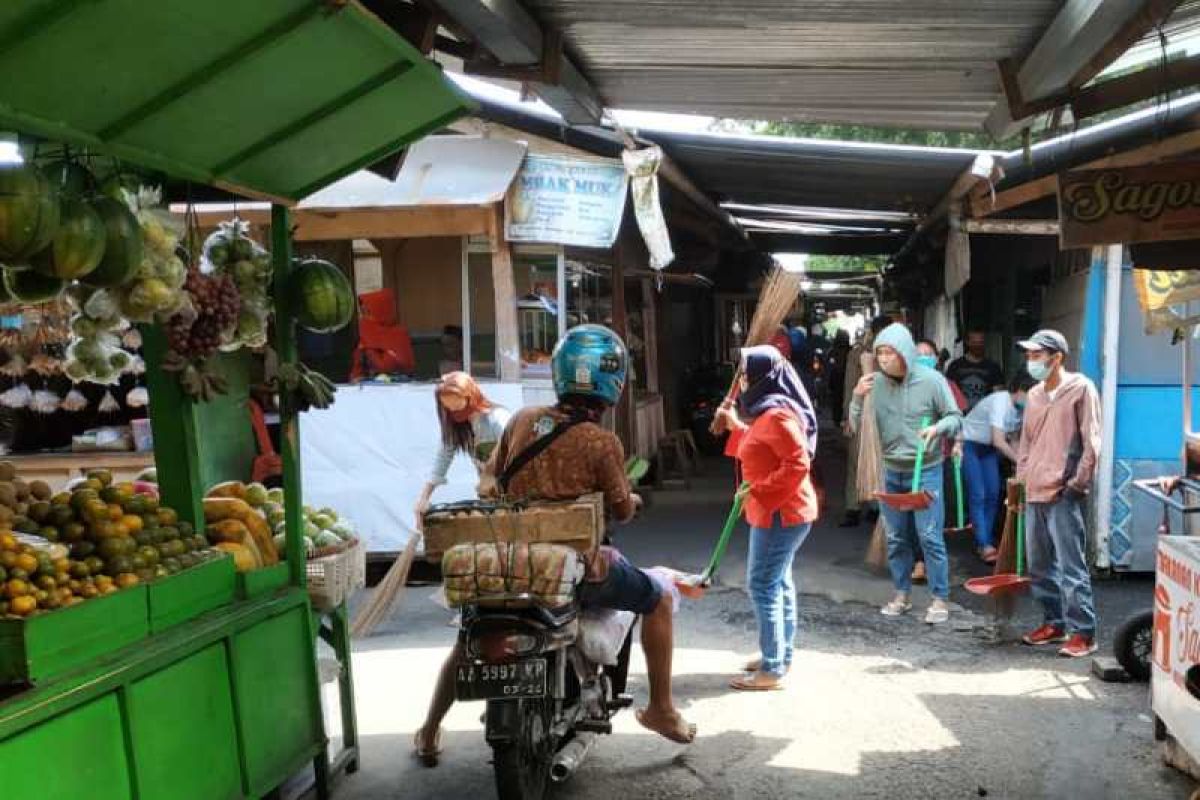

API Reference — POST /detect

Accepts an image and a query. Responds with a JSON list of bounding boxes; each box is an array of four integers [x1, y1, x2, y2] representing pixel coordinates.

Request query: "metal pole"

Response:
[[1094, 243, 1122, 571]]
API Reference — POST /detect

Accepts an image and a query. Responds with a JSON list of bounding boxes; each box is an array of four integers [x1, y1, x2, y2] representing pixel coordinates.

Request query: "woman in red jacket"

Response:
[[716, 346, 820, 691]]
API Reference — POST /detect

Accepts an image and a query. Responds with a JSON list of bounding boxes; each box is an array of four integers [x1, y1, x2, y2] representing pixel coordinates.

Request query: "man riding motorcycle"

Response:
[[414, 324, 696, 764]]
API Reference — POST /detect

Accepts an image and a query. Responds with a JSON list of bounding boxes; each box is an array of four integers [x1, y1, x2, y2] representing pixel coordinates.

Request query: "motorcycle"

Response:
[[454, 595, 636, 799], [681, 364, 733, 456]]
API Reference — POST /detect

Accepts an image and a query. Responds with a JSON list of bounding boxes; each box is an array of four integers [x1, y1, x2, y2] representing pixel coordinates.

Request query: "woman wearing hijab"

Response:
[[715, 346, 819, 691], [413, 372, 511, 526]]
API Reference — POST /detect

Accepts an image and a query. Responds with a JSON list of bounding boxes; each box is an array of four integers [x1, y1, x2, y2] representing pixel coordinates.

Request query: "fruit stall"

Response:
[[0, 3, 470, 799]]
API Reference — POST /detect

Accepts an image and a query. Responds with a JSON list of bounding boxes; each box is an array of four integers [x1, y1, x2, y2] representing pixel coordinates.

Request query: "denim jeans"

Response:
[[1025, 493, 1097, 637], [961, 441, 1001, 549], [746, 519, 812, 677], [879, 461, 949, 599]]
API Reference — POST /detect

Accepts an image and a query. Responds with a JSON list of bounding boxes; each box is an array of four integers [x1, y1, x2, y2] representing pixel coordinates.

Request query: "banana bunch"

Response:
[[161, 352, 229, 402], [275, 362, 337, 412]]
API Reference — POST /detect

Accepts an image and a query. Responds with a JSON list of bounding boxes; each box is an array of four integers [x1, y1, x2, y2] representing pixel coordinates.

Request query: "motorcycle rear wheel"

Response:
[[492, 697, 554, 800]]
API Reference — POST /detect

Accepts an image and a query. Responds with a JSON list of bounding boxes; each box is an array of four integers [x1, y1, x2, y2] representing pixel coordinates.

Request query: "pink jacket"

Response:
[[1016, 371, 1101, 503]]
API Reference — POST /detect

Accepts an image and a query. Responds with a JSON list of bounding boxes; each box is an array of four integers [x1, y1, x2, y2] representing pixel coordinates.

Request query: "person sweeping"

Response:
[[714, 346, 819, 691], [848, 324, 962, 624]]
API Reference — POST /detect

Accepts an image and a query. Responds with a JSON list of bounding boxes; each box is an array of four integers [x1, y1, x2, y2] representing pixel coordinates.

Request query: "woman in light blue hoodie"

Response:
[[848, 324, 962, 623]]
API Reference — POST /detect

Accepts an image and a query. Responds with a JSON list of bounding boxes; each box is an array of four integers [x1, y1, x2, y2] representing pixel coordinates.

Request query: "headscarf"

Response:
[[737, 345, 818, 454], [436, 372, 493, 451]]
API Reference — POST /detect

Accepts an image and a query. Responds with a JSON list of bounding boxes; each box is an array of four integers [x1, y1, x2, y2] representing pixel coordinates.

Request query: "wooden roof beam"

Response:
[[985, 0, 1182, 140], [427, 0, 604, 125]]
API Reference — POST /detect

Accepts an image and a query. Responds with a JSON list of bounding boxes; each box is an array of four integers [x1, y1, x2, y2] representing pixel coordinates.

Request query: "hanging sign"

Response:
[[505, 154, 629, 248], [1132, 269, 1200, 333], [1058, 161, 1200, 248]]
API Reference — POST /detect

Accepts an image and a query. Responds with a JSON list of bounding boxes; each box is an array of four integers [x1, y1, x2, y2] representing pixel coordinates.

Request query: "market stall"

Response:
[[0, 3, 470, 799]]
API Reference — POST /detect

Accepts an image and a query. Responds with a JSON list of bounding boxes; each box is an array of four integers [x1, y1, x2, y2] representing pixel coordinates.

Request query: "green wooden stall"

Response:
[[0, 2, 471, 798]]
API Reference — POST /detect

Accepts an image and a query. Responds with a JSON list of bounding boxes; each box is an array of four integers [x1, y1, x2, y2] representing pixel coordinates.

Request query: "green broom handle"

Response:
[[911, 415, 931, 493], [1016, 484, 1026, 576], [954, 453, 966, 528], [703, 482, 749, 579]]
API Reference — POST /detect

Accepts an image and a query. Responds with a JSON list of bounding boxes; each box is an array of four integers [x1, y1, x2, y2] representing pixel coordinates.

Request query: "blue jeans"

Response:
[[962, 441, 1001, 549], [879, 462, 949, 599], [746, 520, 812, 677], [1025, 493, 1097, 637]]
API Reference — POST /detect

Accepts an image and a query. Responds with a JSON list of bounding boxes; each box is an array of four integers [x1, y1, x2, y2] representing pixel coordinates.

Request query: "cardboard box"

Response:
[[422, 494, 603, 557], [1152, 536, 1200, 766]]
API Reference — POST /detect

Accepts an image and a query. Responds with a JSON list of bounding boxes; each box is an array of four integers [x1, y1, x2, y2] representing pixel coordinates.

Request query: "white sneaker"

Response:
[[924, 602, 950, 624], [881, 596, 913, 617]]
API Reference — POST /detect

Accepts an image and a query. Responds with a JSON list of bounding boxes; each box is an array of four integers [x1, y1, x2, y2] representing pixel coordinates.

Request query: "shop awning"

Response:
[[0, 1, 473, 203]]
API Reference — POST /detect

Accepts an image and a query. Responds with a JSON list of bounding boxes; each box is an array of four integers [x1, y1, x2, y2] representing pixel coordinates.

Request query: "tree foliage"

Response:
[[757, 120, 1011, 150], [805, 255, 886, 273]]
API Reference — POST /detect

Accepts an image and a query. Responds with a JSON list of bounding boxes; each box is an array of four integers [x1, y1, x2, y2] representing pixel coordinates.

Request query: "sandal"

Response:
[[742, 657, 789, 675], [881, 597, 913, 617], [413, 727, 443, 767], [730, 671, 785, 692], [978, 546, 999, 565], [924, 602, 950, 624]]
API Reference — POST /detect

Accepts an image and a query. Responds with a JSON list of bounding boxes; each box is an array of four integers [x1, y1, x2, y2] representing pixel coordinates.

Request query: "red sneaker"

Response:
[[1058, 635, 1098, 658], [1022, 624, 1067, 646]]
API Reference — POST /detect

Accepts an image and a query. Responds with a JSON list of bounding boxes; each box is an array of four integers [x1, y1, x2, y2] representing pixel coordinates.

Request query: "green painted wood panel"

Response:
[[231, 605, 322, 795], [128, 644, 243, 800], [0, 694, 131, 799]]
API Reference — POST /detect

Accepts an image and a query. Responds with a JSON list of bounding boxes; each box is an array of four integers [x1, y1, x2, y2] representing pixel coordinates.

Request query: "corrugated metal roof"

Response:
[[523, 0, 1062, 130]]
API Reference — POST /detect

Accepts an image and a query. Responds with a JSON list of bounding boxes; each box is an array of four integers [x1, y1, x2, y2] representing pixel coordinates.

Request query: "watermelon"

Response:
[[0, 163, 60, 261], [44, 160, 95, 198], [291, 257, 353, 333], [3, 266, 65, 303], [29, 197, 106, 280], [82, 197, 142, 287]]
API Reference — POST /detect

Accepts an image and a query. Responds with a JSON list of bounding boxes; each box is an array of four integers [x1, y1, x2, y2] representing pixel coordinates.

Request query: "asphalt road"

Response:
[[328, 426, 1196, 800]]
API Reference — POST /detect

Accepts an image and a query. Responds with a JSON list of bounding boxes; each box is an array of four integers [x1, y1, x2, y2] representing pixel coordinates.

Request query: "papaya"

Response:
[[206, 481, 248, 501], [240, 511, 278, 566], [214, 541, 260, 572], [203, 496, 252, 522], [205, 518, 251, 545]]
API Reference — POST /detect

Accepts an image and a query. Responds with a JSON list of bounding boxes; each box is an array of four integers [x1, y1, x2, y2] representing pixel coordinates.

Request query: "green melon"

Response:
[[3, 266, 65, 303], [29, 197, 106, 280], [0, 163, 60, 261], [82, 197, 143, 287], [44, 160, 95, 198], [291, 258, 354, 333]]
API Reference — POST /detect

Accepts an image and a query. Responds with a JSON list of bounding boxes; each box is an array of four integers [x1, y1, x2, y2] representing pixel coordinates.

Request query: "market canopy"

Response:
[[0, 0, 472, 203]]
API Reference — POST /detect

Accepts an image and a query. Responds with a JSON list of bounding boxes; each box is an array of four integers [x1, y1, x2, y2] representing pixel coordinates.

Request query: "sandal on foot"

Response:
[[636, 708, 697, 744], [413, 727, 443, 767], [730, 671, 784, 692], [881, 598, 913, 617]]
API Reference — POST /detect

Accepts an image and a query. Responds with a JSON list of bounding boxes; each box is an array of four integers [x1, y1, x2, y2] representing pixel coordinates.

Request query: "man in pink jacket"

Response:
[[1015, 330, 1102, 658]]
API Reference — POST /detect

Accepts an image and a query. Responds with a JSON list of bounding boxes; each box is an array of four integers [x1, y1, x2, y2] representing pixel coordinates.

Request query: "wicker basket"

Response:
[[306, 537, 366, 612]]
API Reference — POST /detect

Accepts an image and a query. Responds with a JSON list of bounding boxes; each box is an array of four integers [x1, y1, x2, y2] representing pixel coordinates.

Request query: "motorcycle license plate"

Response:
[[455, 659, 547, 701]]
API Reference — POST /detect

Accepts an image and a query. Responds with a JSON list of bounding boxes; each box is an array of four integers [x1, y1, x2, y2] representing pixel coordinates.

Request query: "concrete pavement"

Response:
[[328, 422, 1194, 800]]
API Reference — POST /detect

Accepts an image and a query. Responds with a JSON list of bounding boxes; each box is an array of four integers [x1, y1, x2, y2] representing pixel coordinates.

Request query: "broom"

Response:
[[351, 533, 418, 638], [991, 480, 1024, 622], [709, 262, 805, 433]]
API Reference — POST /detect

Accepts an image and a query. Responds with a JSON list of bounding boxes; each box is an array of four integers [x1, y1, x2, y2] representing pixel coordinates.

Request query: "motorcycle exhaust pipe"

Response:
[[550, 733, 597, 783]]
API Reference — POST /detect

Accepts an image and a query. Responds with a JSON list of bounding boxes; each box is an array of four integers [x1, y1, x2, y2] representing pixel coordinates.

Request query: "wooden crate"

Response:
[[422, 494, 603, 558]]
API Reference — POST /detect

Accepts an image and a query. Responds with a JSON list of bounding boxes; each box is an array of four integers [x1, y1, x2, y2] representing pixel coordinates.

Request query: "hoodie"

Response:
[[1016, 370, 1101, 503], [848, 323, 962, 471]]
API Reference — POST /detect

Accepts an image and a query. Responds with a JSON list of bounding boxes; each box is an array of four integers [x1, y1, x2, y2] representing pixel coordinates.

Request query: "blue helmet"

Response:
[[551, 324, 628, 406]]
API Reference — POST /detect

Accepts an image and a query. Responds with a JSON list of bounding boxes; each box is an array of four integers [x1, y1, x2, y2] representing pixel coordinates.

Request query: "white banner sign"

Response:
[[506, 154, 629, 248]]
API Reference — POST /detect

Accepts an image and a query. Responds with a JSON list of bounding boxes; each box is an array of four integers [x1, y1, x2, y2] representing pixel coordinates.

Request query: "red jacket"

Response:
[[724, 408, 819, 529]]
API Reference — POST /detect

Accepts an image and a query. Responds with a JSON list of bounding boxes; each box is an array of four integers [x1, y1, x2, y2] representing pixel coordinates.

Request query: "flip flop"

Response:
[[729, 671, 785, 691], [413, 727, 443, 767], [635, 708, 697, 744]]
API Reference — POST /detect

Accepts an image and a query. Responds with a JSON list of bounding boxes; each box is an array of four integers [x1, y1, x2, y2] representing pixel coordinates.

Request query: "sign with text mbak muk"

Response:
[[1058, 161, 1200, 248], [505, 154, 629, 248]]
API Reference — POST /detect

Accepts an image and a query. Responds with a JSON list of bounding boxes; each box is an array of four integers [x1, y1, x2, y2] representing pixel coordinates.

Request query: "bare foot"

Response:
[[636, 707, 697, 744], [413, 726, 442, 767]]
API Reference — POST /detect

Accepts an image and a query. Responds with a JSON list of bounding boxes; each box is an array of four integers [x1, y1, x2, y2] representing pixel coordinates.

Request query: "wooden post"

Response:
[[271, 204, 306, 589], [490, 205, 521, 382], [641, 278, 659, 395], [613, 238, 633, 447]]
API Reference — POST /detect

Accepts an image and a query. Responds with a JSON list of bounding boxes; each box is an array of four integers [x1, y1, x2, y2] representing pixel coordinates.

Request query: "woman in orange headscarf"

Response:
[[413, 372, 511, 525]]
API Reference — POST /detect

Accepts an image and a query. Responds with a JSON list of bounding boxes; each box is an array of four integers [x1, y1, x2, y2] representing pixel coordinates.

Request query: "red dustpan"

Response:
[[965, 488, 1030, 596], [875, 415, 934, 511]]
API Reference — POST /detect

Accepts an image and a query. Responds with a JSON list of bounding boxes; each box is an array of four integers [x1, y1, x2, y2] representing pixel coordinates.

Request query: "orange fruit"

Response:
[[4, 578, 29, 599], [0, 532, 16, 551], [108, 504, 123, 522], [80, 584, 99, 599], [14, 553, 37, 574], [122, 515, 144, 534], [0, 550, 16, 569], [53, 557, 69, 573], [157, 508, 178, 527], [115, 572, 139, 589], [9, 594, 36, 616]]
